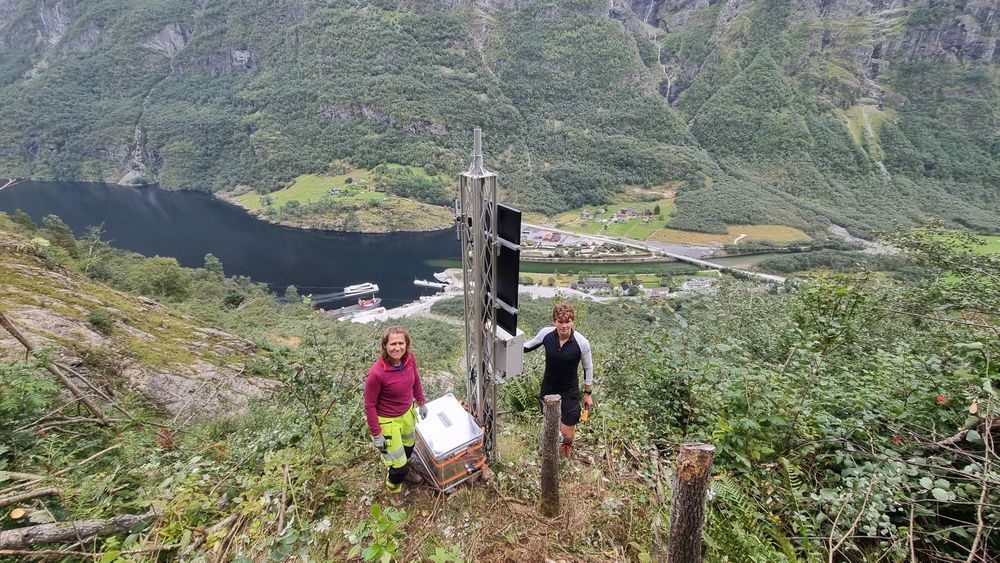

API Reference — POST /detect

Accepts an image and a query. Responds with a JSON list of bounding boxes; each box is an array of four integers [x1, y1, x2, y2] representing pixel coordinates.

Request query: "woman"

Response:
[[523, 302, 594, 459], [364, 325, 428, 495]]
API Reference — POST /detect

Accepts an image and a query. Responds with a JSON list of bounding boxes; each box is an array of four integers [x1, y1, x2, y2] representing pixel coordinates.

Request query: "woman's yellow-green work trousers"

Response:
[[377, 405, 417, 493]]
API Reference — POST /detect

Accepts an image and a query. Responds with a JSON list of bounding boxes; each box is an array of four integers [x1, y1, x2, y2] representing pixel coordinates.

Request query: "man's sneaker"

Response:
[[560, 442, 573, 459], [403, 469, 424, 486]]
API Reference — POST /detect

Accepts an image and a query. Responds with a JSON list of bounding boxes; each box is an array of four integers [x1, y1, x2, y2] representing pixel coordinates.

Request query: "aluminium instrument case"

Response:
[[413, 393, 486, 492]]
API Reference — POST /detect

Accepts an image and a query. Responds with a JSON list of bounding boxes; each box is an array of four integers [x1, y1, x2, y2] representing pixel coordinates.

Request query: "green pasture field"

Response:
[[547, 199, 675, 240], [977, 235, 1000, 254], [237, 170, 376, 211]]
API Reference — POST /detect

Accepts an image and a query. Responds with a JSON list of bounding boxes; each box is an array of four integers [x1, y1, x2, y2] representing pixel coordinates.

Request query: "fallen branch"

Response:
[[650, 449, 664, 563], [0, 472, 44, 482], [52, 444, 123, 478], [0, 548, 100, 559], [13, 399, 84, 433], [55, 362, 169, 428], [55, 363, 114, 403], [0, 444, 129, 496], [0, 178, 21, 191], [966, 418, 994, 563], [828, 479, 874, 563], [932, 420, 1000, 450], [878, 308, 997, 331], [36, 418, 106, 433], [178, 513, 239, 558], [0, 312, 112, 425], [0, 488, 62, 509], [0, 510, 154, 549]]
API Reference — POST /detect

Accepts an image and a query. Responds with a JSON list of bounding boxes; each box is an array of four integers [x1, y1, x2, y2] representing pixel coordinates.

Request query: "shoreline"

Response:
[[211, 190, 455, 235], [0, 178, 454, 235], [347, 269, 610, 324]]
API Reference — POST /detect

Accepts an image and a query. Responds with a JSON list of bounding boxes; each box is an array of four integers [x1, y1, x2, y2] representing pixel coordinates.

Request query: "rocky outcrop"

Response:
[[176, 45, 257, 76], [630, 0, 665, 25], [66, 25, 101, 54], [231, 47, 255, 69], [0, 303, 274, 420], [0, 236, 275, 420], [118, 125, 148, 185], [322, 105, 351, 121], [407, 0, 543, 11], [37, 0, 70, 47], [0, 0, 19, 32], [659, 0, 1000, 108], [361, 105, 393, 126], [142, 23, 188, 58], [888, 2, 998, 63], [406, 120, 447, 135]]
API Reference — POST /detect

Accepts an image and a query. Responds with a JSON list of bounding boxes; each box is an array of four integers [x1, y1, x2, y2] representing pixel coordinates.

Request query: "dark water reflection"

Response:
[[0, 181, 458, 306]]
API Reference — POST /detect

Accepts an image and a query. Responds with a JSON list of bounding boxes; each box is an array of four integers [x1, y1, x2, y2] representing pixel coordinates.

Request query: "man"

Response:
[[524, 303, 594, 458]]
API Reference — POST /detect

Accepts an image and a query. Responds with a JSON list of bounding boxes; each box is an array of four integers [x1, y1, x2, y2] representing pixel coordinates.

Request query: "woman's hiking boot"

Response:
[[403, 469, 424, 486]]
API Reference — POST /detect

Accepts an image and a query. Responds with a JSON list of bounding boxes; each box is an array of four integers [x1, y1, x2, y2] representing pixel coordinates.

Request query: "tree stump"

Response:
[[667, 443, 715, 563], [540, 394, 561, 517]]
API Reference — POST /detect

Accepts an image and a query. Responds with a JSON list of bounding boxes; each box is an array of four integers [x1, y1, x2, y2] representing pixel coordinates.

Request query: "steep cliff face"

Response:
[[0, 0, 18, 31], [142, 23, 189, 59], [659, 0, 1000, 109]]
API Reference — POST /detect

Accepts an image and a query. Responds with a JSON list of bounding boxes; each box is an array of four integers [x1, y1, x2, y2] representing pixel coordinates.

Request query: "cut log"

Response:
[[0, 510, 154, 549], [540, 394, 561, 517], [667, 443, 715, 563]]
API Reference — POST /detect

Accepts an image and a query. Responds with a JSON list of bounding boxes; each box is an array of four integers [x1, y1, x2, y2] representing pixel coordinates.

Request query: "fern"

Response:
[[501, 373, 540, 414], [706, 478, 795, 563], [779, 457, 822, 560]]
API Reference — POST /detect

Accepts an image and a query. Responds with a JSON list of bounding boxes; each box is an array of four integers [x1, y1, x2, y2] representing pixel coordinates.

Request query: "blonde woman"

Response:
[[364, 325, 428, 496]]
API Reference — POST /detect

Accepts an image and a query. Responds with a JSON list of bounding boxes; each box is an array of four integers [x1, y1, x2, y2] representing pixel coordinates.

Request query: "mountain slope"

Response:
[[0, 0, 996, 235]]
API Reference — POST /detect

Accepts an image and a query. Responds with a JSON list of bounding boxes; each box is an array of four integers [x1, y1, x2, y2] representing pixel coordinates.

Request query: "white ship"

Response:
[[414, 279, 447, 289], [342, 282, 379, 297]]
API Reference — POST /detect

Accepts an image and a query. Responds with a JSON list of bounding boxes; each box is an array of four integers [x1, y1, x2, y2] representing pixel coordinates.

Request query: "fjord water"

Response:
[[0, 181, 458, 306]]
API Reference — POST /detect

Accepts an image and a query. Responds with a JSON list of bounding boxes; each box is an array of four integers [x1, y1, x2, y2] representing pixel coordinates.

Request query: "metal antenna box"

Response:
[[493, 325, 524, 383]]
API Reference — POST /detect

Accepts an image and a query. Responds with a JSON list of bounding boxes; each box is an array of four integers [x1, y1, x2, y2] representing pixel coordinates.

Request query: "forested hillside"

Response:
[[0, 0, 997, 236]]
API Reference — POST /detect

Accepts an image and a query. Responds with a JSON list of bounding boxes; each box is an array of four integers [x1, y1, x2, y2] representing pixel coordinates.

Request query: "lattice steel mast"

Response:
[[457, 129, 500, 457]]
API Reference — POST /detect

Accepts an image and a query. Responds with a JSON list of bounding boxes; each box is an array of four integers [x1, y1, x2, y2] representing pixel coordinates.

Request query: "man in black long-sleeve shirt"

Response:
[[524, 303, 594, 458]]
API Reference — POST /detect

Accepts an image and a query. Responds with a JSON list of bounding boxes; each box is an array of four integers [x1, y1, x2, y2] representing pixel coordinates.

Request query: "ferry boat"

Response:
[[414, 279, 447, 290], [343, 282, 379, 297]]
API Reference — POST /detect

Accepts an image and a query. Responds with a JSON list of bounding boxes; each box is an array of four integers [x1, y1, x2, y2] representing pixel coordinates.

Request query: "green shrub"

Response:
[[86, 308, 114, 335]]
